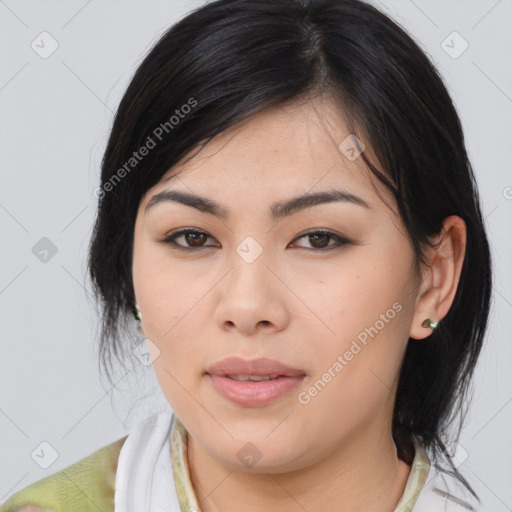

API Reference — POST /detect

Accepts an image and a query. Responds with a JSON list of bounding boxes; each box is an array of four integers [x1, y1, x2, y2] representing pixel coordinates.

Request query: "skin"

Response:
[[132, 95, 466, 512]]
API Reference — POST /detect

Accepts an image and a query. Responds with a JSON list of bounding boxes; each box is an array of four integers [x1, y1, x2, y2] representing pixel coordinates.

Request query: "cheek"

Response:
[[132, 247, 216, 399], [301, 302, 409, 434], [313, 253, 407, 332], [133, 241, 203, 334], [305, 252, 414, 391]]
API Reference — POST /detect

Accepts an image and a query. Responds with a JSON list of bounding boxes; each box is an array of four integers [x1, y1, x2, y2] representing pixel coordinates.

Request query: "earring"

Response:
[[133, 304, 142, 322], [421, 318, 438, 329]]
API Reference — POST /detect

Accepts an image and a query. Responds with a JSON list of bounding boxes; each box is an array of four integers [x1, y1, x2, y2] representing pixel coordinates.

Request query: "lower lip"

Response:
[[208, 374, 304, 406]]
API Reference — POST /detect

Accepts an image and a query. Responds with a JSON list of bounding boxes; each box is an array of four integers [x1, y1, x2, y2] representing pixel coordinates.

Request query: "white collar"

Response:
[[115, 406, 180, 512]]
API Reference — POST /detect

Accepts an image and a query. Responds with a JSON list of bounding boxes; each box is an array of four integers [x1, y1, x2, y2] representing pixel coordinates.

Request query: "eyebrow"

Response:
[[145, 188, 371, 220]]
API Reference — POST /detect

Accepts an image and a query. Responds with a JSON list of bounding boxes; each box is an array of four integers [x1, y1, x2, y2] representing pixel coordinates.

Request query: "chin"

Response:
[[204, 434, 309, 474]]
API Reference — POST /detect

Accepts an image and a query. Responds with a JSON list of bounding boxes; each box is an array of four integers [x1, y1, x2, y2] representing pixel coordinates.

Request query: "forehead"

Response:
[[142, 97, 394, 212]]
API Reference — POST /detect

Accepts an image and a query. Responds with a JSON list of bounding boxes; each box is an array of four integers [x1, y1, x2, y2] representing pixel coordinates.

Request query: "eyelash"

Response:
[[160, 228, 351, 252]]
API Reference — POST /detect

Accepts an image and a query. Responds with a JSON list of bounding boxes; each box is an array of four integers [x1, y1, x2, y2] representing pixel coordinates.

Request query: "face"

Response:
[[132, 96, 422, 473]]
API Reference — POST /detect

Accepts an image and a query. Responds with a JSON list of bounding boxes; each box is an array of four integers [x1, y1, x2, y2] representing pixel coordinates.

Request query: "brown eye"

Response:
[[161, 228, 350, 253], [162, 228, 218, 250], [184, 231, 208, 247], [308, 233, 331, 249], [291, 230, 351, 251]]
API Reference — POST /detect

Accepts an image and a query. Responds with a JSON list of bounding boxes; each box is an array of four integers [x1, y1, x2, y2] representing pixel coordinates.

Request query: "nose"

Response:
[[213, 248, 290, 336]]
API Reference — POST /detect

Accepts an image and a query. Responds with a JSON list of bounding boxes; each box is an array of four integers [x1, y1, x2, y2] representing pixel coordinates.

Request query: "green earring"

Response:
[[421, 318, 438, 329], [133, 304, 141, 321]]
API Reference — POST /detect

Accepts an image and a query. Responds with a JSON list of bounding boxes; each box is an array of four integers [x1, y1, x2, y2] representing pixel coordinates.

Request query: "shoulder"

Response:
[[0, 435, 128, 512]]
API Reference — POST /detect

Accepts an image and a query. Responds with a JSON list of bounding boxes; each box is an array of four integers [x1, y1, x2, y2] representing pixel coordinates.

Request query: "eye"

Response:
[[161, 228, 351, 252], [161, 228, 218, 251], [289, 229, 351, 251]]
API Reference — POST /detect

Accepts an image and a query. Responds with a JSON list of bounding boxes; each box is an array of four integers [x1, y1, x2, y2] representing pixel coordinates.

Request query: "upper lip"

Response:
[[206, 357, 306, 378]]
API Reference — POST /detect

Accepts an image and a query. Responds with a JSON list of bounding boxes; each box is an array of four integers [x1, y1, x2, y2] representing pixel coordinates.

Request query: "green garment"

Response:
[[0, 436, 127, 512]]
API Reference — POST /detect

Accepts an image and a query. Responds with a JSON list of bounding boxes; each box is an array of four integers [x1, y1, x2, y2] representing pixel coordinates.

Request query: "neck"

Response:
[[186, 422, 412, 512]]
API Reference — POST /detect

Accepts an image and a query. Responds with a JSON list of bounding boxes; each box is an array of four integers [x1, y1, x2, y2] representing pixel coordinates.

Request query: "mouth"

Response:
[[206, 356, 306, 379], [224, 374, 284, 381], [205, 357, 306, 407]]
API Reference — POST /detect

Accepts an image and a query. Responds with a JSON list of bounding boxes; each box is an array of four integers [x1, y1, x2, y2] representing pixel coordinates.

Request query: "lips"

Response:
[[226, 374, 281, 381], [206, 356, 306, 379], [206, 357, 306, 407]]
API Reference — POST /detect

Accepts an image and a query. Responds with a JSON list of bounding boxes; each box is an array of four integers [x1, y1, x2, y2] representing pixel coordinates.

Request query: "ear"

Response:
[[410, 215, 467, 340]]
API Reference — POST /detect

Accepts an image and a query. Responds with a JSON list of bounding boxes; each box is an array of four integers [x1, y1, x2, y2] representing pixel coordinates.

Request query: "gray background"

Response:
[[1, 0, 511, 509]]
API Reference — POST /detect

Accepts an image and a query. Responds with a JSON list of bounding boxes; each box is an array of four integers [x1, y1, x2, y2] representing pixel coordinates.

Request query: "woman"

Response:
[[1, 0, 492, 510]]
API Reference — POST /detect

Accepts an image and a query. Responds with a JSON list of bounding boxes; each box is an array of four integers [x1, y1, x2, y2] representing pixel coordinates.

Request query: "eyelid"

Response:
[[290, 229, 352, 250], [161, 227, 218, 250], [160, 227, 353, 252]]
